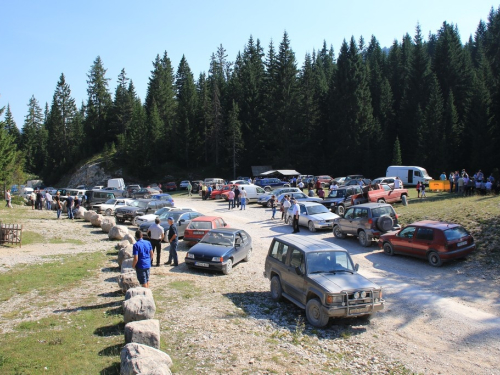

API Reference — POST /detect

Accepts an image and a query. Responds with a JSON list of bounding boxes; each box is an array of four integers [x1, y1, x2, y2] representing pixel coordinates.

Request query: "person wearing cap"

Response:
[[165, 217, 179, 266], [132, 230, 153, 287], [290, 198, 300, 233], [148, 217, 165, 267]]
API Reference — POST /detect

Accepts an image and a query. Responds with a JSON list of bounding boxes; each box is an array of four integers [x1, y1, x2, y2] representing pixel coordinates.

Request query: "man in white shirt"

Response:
[[147, 217, 165, 267], [290, 199, 300, 233], [298, 180, 304, 192], [45, 191, 52, 210], [239, 187, 248, 210], [281, 195, 291, 220], [394, 177, 402, 189]]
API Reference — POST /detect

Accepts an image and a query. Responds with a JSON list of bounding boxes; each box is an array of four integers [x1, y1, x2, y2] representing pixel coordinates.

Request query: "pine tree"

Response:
[[21, 96, 45, 173], [3, 104, 21, 146], [110, 69, 134, 140], [226, 100, 243, 178], [392, 137, 402, 165], [196, 72, 212, 164], [0, 127, 17, 188]]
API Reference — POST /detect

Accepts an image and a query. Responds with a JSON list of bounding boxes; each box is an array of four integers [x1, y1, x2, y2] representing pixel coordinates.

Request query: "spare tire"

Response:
[[376, 215, 393, 232]]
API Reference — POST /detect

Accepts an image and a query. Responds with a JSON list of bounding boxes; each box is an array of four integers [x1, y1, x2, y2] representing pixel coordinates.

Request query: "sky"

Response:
[[1, 1, 498, 128]]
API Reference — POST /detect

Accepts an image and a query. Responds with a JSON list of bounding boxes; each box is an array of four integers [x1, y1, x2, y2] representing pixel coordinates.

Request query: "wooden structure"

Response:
[[0, 222, 23, 247]]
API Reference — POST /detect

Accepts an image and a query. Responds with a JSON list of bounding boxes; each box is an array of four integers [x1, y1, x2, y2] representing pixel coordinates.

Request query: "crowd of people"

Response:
[[440, 169, 499, 195]]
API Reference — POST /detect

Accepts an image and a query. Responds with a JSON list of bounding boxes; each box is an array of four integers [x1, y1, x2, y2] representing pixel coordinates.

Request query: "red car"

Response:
[[210, 184, 235, 199], [378, 220, 475, 266], [165, 182, 177, 191], [183, 216, 229, 245]]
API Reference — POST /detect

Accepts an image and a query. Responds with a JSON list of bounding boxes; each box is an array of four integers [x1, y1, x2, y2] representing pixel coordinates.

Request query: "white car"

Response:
[[92, 185, 104, 190], [92, 198, 135, 216], [179, 181, 191, 189], [135, 206, 194, 226]]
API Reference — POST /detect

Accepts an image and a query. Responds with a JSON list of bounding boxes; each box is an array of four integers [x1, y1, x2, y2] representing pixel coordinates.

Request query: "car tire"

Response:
[[333, 225, 346, 239], [402, 195, 408, 206], [266, 200, 272, 208], [264, 186, 272, 192], [216, 194, 221, 199], [270, 276, 283, 301], [306, 298, 330, 328], [223, 258, 233, 275], [376, 215, 394, 232], [308, 221, 316, 232], [383, 242, 394, 256], [336, 205, 345, 216], [105, 208, 112, 216], [377, 198, 385, 203], [427, 251, 442, 267], [244, 248, 252, 262], [358, 230, 371, 247], [132, 217, 138, 226]]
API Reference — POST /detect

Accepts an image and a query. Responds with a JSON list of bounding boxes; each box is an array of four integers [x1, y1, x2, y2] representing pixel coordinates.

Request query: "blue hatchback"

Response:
[[151, 193, 174, 207], [255, 178, 287, 188]]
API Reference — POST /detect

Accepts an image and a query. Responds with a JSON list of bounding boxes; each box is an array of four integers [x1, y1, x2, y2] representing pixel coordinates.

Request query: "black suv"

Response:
[[332, 202, 401, 247], [114, 199, 169, 225], [320, 185, 364, 215], [264, 235, 384, 327]]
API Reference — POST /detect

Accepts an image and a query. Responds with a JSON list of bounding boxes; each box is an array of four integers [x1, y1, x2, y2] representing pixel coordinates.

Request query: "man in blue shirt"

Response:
[[132, 230, 153, 287], [66, 195, 74, 220], [165, 217, 179, 266]]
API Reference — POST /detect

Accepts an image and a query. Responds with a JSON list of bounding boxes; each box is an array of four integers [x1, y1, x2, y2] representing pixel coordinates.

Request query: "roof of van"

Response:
[[275, 235, 348, 253]]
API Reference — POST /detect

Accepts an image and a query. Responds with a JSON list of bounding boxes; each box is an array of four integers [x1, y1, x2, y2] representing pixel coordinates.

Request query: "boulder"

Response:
[[74, 207, 87, 219], [124, 319, 160, 349], [90, 213, 104, 227], [125, 287, 154, 301], [123, 233, 136, 245], [121, 258, 135, 273], [123, 295, 156, 324], [118, 244, 134, 267], [84, 210, 96, 222], [120, 343, 172, 375], [115, 240, 129, 250], [108, 225, 129, 240], [118, 272, 140, 293], [101, 217, 116, 233]]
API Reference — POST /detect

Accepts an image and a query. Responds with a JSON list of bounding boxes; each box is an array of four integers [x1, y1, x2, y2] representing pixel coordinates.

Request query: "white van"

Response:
[[239, 184, 266, 203], [386, 166, 433, 186], [108, 178, 125, 191], [204, 178, 225, 186]]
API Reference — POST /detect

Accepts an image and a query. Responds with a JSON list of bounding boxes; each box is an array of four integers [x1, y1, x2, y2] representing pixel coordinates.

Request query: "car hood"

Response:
[[308, 273, 379, 291], [308, 212, 339, 221], [188, 243, 232, 257], [137, 214, 156, 221], [116, 206, 140, 213]]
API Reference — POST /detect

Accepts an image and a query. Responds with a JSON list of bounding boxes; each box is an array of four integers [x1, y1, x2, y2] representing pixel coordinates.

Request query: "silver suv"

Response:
[[264, 235, 385, 327], [332, 203, 400, 247]]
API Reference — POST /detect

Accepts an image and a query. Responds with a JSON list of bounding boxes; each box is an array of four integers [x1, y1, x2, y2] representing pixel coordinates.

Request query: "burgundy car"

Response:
[[378, 220, 475, 266], [165, 182, 177, 191]]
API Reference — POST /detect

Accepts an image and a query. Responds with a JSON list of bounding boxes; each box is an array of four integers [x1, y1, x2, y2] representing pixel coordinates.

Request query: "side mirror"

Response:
[[295, 266, 303, 275], [354, 264, 359, 272]]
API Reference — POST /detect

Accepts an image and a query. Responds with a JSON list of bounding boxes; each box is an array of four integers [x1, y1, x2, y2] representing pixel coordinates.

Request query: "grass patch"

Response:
[[49, 237, 85, 245], [167, 280, 201, 299], [0, 252, 106, 302], [20, 230, 45, 245]]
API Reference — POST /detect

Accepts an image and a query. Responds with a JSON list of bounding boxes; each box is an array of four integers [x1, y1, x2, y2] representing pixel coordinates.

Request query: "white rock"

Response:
[[74, 207, 87, 219], [120, 343, 172, 375], [125, 287, 154, 301], [124, 319, 160, 349], [90, 213, 104, 227], [121, 258, 135, 273], [123, 295, 156, 324], [108, 225, 129, 240], [123, 233, 136, 244], [101, 217, 116, 233], [118, 244, 134, 267], [84, 210, 96, 222], [118, 272, 140, 293]]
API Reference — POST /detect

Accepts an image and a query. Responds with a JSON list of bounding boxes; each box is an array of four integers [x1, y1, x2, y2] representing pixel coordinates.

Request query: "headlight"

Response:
[[212, 257, 223, 262], [353, 292, 360, 299], [326, 294, 343, 304], [361, 291, 367, 298], [186, 253, 194, 259]]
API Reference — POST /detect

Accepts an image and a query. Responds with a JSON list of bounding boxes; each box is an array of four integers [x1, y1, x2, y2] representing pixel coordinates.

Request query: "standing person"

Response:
[[290, 198, 300, 233], [420, 183, 427, 198], [282, 195, 291, 220], [239, 187, 247, 210], [5, 189, 13, 208], [187, 181, 192, 196], [165, 217, 178, 267], [66, 195, 74, 220], [54, 191, 62, 219], [298, 180, 304, 192], [227, 188, 235, 210], [132, 230, 153, 287], [36, 189, 43, 210], [270, 195, 277, 219], [416, 181, 421, 198], [308, 187, 315, 197], [147, 217, 165, 267], [454, 171, 459, 193], [394, 177, 402, 189], [449, 172, 454, 193], [201, 184, 207, 200], [45, 190, 52, 210], [234, 185, 240, 208], [458, 175, 464, 195], [29, 190, 36, 210], [318, 187, 325, 200], [440, 172, 447, 180]]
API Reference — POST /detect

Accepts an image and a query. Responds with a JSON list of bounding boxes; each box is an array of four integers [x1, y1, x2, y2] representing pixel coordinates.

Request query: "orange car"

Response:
[[183, 216, 229, 245], [210, 184, 235, 199]]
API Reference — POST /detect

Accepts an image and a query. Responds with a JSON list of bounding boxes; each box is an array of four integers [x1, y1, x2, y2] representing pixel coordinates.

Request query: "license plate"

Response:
[[195, 262, 209, 267], [351, 307, 368, 314], [193, 231, 205, 235], [457, 240, 467, 247]]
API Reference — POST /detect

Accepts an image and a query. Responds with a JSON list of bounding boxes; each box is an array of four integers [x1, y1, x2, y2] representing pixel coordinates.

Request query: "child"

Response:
[[420, 183, 426, 198], [416, 181, 421, 198]]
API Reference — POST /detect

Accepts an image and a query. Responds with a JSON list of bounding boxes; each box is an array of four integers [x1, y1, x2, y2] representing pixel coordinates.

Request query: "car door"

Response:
[[339, 207, 356, 234], [281, 247, 307, 305], [411, 227, 435, 259], [299, 204, 308, 226], [177, 213, 192, 237], [391, 226, 417, 255], [234, 231, 250, 263]]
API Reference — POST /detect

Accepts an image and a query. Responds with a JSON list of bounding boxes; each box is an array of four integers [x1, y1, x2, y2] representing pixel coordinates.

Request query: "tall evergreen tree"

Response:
[[392, 137, 402, 165], [3, 104, 21, 146], [226, 100, 243, 178], [21, 96, 46, 173]]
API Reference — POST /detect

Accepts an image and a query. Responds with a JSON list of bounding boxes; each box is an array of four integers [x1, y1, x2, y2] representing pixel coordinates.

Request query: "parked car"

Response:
[[125, 184, 141, 197], [191, 180, 203, 194], [333, 177, 346, 185], [254, 178, 289, 191], [378, 220, 476, 266], [210, 184, 236, 199], [276, 192, 322, 207], [92, 185, 105, 190], [151, 193, 174, 206], [115, 199, 171, 225], [366, 184, 408, 205], [257, 187, 302, 207], [132, 188, 160, 199], [332, 203, 401, 247], [313, 175, 334, 188], [344, 175, 365, 184], [229, 180, 250, 185], [320, 185, 364, 215], [92, 198, 134, 216], [183, 216, 229, 245], [345, 178, 371, 186], [371, 177, 397, 189], [139, 210, 204, 239], [165, 182, 177, 191], [264, 235, 385, 327], [135, 206, 194, 227], [84, 190, 117, 209], [285, 202, 339, 232], [185, 228, 252, 274]]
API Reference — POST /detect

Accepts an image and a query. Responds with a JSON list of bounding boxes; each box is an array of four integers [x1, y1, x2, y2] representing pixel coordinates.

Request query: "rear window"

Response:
[[444, 227, 469, 241], [188, 221, 212, 230], [270, 241, 288, 263], [371, 206, 395, 218]]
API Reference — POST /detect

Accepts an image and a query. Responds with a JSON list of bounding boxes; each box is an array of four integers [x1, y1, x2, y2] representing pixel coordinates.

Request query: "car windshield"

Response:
[[159, 212, 183, 221], [133, 201, 148, 209], [306, 205, 330, 215], [444, 226, 469, 241], [421, 168, 431, 178], [105, 199, 116, 205], [328, 190, 345, 198], [188, 221, 212, 230], [154, 207, 169, 215], [371, 206, 395, 218], [307, 251, 354, 274], [200, 232, 234, 246], [292, 193, 307, 199]]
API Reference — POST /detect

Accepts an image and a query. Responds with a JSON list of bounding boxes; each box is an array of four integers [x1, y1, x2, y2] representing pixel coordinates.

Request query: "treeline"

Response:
[[2, 6, 500, 184]]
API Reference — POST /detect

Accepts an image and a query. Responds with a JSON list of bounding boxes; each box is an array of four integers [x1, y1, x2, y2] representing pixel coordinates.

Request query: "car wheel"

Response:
[[358, 230, 371, 247], [427, 251, 442, 267], [270, 276, 283, 301], [377, 198, 385, 203], [333, 225, 346, 239], [306, 298, 330, 328], [223, 258, 233, 275], [308, 221, 316, 232], [383, 242, 394, 256], [337, 205, 345, 216], [264, 186, 272, 192], [104, 208, 112, 216], [244, 248, 252, 262], [132, 217, 138, 226], [402, 195, 408, 206], [266, 200, 272, 208], [216, 194, 221, 199]]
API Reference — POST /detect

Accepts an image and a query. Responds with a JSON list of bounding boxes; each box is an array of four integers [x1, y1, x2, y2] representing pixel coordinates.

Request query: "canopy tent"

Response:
[[260, 169, 301, 177]]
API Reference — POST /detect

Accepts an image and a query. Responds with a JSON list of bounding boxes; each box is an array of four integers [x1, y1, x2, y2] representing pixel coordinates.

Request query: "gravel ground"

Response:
[[1, 198, 499, 374]]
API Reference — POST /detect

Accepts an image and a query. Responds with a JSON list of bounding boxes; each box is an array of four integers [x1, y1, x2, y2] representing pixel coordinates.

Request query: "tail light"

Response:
[[395, 214, 398, 219], [368, 218, 373, 225]]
